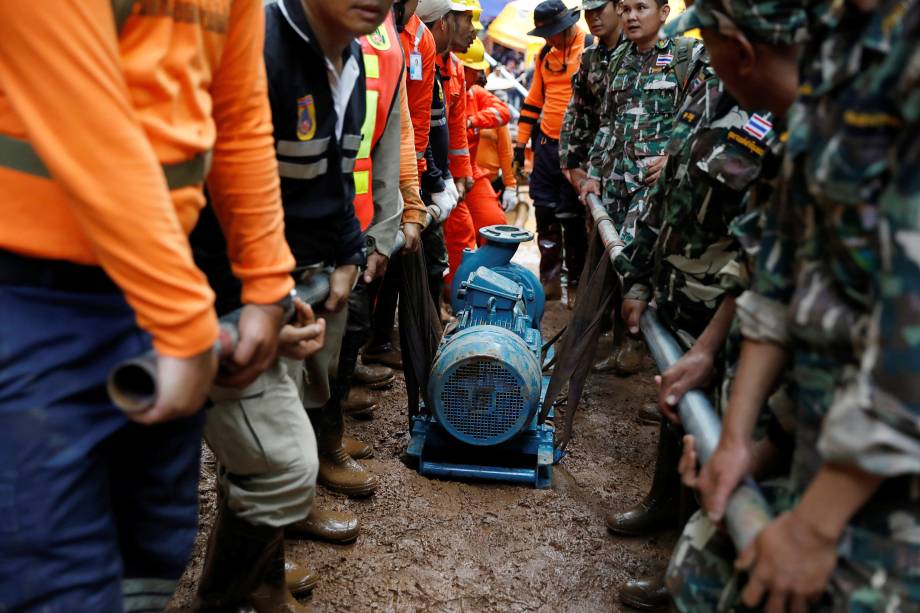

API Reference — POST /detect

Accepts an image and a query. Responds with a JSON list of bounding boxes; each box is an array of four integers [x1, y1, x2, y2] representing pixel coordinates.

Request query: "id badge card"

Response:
[[409, 52, 423, 81]]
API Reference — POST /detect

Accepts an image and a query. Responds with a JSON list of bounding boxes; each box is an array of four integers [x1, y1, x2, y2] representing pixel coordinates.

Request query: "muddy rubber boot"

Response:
[[564, 284, 577, 310], [342, 436, 374, 459], [286, 508, 361, 544], [341, 387, 377, 417], [284, 559, 319, 597], [183, 500, 279, 611], [538, 222, 563, 301], [636, 403, 661, 426], [618, 576, 670, 611], [613, 335, 646, 375], [309, 408, 379, 497], [606, 419, 680, 536], [594, 317, 626, 373], [250, 538, 311, 613], [362, 343, 403, 369], [353, 360, 395, 389]]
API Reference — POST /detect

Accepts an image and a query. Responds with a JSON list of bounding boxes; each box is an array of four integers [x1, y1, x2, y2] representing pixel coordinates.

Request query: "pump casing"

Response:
[[407, 225, 555, 488]]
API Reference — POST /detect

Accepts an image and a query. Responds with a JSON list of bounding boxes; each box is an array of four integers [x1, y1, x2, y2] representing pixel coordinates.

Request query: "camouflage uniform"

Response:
[[615, 68, 781, 347], [664, 0, 920, 610], [585, 36, 706, 244], [559, 26, 619, 172]]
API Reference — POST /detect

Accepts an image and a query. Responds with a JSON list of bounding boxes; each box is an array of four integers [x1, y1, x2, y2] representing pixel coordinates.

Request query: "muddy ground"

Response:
[[173, 235, 676, 612]]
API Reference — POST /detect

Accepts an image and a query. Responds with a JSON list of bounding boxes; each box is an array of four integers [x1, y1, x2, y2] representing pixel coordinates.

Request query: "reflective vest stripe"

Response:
[[278, 159, 328, 180], [0, 134, 211, 189], [353, 15, 404, 231], [276, 137, 331, 157]]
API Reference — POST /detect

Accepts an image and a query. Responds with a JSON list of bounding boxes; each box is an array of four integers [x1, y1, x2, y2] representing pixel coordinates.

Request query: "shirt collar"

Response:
[[279, 0, 361, 66]]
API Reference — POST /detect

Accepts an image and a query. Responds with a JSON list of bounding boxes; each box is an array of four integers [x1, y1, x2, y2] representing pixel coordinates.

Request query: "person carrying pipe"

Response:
[[663, 0, 920, 611], [604, 9, 798, 611], [456, 39, 515, 240], [579, 0, 705, 369], [0, 1, 302, 610], [558, 0, 631, 366], [513, 0, 592, 307], [429, 1, 483, 289], [333, 9, 423, 425], [366, 0, 457, 367]]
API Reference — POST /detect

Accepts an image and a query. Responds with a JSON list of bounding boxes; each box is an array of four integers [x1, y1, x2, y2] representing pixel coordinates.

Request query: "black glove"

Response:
[[512, 146, 526, 180]]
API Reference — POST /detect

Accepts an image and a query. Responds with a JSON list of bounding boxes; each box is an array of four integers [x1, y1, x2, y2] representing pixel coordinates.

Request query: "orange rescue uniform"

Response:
[[476, 124, 516, 189], [516, 29, 588, 146], [0, 0, 295, 357], [399, 15, 436, 178], [463, 84, 509, 247]]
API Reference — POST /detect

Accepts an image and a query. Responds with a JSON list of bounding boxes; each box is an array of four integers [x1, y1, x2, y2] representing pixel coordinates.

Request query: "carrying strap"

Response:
[[0, 0, 211, 189]]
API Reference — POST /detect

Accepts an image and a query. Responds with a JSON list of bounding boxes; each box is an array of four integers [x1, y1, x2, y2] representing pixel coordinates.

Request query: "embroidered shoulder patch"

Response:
[[742, 113, 772, 140]]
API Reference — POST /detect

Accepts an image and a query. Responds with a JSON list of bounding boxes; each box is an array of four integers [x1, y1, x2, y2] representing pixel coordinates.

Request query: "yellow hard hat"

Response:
[[462, 0, 485, 30], [456, 38, 490, 71]]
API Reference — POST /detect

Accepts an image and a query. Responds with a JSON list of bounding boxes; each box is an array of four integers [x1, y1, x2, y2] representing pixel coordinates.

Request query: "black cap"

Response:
[[527, 0, 580, 38]]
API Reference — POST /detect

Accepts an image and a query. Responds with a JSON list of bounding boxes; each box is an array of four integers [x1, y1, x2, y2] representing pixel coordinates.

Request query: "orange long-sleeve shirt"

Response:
[[516, 28, 588, 146], [436, 53, 474, 180], [398, 72, 427, 227], [399, 15, 435, 177], [465, 84, 510, 181], [0, 0, 294, 357], [476, 124, 516, 189]]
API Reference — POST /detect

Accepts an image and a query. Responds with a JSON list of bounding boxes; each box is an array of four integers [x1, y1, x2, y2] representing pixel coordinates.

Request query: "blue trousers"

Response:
[[0, 285, 204, 613]]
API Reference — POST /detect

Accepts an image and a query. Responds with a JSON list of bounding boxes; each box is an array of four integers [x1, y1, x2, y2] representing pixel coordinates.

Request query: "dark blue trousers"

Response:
[[0, 285, 204, 613]]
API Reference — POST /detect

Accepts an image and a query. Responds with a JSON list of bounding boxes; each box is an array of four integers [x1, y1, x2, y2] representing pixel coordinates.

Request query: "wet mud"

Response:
[[173, 239, 674, 612]]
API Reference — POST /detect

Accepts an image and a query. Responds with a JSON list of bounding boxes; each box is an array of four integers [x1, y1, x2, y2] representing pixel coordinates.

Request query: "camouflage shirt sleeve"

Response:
[[586, 43, 626, 181], [560, 45, 596, 170], [818, 63, 920, 476]]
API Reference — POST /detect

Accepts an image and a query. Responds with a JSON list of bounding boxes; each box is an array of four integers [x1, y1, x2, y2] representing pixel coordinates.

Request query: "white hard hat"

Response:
[[416, 0, 454, 22]]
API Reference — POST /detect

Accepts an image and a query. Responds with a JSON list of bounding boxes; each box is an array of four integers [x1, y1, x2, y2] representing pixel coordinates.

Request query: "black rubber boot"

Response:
[[250, 538, 311, 612], [606, 418, 681, 536], [185, 499, 279, 611], [619, 576, 670, 611]]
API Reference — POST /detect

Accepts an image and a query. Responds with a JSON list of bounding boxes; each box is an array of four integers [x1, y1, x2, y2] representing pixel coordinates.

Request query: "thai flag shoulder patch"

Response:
[[743, 113, 773, 140], [656, 53, 674, 66]]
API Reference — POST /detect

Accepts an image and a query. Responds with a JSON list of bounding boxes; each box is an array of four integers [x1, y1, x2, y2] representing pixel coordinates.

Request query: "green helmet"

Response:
[[581, 0, 611, 9]]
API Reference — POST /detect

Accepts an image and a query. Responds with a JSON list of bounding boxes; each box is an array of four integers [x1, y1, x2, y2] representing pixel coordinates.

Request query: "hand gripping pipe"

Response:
[[106, 271, 332, 415], [391, 204, 447, 253], [586, 193, 772, 550]]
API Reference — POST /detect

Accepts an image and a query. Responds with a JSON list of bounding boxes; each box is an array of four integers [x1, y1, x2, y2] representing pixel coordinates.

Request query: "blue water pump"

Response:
[[407, 225, 556, 488]]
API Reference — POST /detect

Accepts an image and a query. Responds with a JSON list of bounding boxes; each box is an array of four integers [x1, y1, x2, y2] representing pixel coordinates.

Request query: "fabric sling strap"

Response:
[[0, 0, 211, 190]]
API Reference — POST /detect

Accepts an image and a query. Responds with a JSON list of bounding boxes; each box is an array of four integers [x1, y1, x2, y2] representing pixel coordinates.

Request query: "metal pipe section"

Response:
[[586, 193, 771, 549], [391, 204, 446, 253], [107, 272, 332, 414]]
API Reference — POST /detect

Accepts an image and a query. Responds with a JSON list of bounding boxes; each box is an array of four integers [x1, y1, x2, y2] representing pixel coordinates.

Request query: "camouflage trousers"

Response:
[[666, 479, 920, 612], [600, 181, 650, 246]]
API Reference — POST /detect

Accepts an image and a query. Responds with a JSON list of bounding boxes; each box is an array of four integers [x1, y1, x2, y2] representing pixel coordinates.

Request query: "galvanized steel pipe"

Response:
[[586, 193, 771, 549]]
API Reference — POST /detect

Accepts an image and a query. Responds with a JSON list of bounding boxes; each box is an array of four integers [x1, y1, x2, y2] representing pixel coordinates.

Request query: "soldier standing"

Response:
[[580, 0, 705, 372], [666, 0, 920, 610], [610, 33, 786, 613]]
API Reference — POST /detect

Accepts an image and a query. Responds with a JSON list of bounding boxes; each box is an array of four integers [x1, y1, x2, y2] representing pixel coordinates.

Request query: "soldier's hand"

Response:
[[644, 154, 668, 185], [402, 222, 422, 253], [621, 298, 647, 335], [656, 347, 715, 423], [279, 299, 326, 360], [325, 264, 358, 313], [133, 348, 218, 425], [578, 178, 601, 205], [567, 167, 588, 192], [363, 252, 389, 284], [677, 434, 700, 489], [217, 303, 286, 389], [736, 510, 837, 612], [697, 435, 754, 522]]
